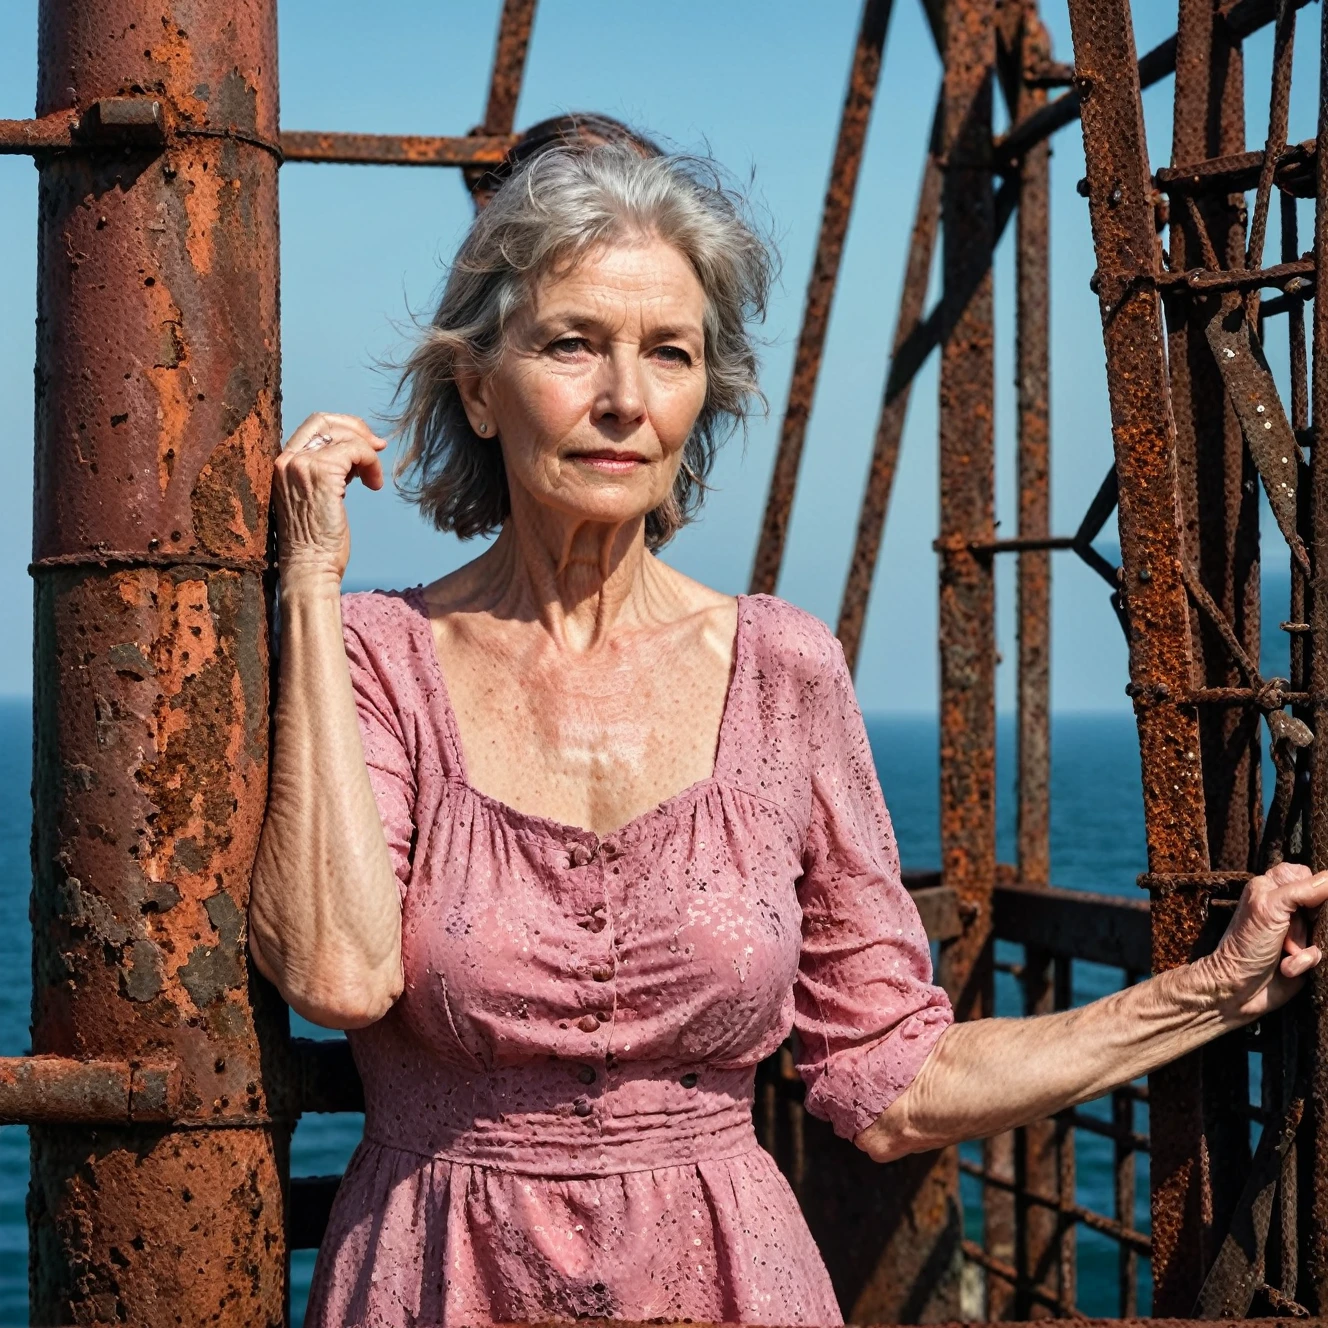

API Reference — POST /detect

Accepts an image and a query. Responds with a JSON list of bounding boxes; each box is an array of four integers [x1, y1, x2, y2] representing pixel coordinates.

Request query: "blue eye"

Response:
[[654, 346, 692, 365]]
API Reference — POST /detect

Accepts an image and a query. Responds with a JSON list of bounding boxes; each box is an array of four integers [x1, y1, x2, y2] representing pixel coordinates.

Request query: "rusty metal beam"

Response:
[[836, 102, 943, 671], [1001, 0, 1312, 166], [1013, 8, 1053, 901], [0, 1057, 178, 1124], [937, 0, 997, 1027], [481, 0, 538, 135], [994, 883, 1150, 973], [934, 0, 998, 1320], [999, 32, 1178, 165], [749, 0, 896, 596], [1167, 0, 1257, 1280], [1064, 0, 1214, 1315], [25, 0, 287, 1321], [1157, 139, 1316, 200], [289, 1037, 365, 1115], [281, 130, 515, 166], [1011, 18, 1060, 1300], [1307, 2, 1328, 1311]]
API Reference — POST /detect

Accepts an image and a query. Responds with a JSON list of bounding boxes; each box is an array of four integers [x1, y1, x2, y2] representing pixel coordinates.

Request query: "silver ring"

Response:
[[304, 431, 335, 451]]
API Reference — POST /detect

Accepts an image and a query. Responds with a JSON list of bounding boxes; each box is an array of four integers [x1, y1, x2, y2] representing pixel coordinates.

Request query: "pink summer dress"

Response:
[[304, 588, 953, 1328]]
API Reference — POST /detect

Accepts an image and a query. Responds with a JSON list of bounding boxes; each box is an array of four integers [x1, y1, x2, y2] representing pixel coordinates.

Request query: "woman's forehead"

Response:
[[525, 239, 706, 328]]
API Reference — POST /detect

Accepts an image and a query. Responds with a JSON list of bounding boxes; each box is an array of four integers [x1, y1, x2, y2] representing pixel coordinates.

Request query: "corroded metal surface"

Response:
[[933, 0, 997, 1320], [1009, 13, 1062, 1298], [749, 0, 895, 597], [0, 1055, 178, 1124], [836, 106, 942, 672], [1308, 2, 1328, 1310], [282, 131, 516, 166], [1013, 10, 1053, 899], [28, 0, 287, 1321], [1064, 0, 1213, 1315], [481, 0, 538, 135], [1166, 0, 1256, 1284]]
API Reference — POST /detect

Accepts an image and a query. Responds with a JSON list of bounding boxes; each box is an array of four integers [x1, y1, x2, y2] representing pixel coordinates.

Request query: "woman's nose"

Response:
[[592, 348, 646, 427]]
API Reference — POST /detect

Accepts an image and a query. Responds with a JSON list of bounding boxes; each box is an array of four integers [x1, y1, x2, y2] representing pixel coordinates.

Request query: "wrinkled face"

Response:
[[462, 236, 708, 531]]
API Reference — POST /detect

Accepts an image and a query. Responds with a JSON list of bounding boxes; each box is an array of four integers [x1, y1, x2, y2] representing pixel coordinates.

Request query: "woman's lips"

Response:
[[567, 451, 649, 474]]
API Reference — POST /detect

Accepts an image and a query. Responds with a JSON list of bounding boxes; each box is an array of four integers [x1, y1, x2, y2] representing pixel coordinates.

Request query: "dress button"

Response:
[[568, 843, 597, 868], [680, 1072, 698, 1088], [574, 1097, 593, 1117], [577, 1065, 597, 1085], [591, 965, 615, 982], [577, 1015, 600, 1033]]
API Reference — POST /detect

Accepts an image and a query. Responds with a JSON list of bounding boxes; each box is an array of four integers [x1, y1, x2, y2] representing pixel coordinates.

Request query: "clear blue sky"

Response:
[[0, 2, 1315, 709]]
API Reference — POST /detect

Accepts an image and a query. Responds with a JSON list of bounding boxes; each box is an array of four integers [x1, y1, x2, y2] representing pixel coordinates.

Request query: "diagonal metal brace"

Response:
[[1072, 463, 1122, 588], [1204, 308, 1311, 573]]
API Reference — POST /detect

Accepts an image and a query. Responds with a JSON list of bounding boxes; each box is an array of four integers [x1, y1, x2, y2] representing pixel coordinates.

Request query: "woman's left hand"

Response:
[[1199, 861, 1328, 1021]]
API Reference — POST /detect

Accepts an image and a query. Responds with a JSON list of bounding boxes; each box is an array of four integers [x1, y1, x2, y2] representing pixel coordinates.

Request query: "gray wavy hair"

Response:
[[392, 144, 775, 549]]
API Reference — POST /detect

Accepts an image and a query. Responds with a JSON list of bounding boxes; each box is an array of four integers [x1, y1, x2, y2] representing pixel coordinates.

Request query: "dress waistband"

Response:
[[359, 1060, 760, 1178]]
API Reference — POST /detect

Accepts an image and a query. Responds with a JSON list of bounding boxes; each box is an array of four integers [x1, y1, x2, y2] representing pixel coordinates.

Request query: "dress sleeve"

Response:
[[793, 635, 953, 1141], [341, 601, 417, 900]]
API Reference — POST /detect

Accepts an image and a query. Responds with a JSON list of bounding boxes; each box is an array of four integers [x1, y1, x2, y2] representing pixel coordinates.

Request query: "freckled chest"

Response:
[[440, 618, 736, 838]]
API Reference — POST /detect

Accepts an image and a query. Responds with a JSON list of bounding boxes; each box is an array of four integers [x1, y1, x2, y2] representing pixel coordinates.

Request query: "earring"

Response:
[[477, 422, 489, 435]]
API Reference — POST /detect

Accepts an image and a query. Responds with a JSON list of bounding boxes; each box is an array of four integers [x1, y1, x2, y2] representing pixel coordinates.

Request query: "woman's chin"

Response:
[[526, 483, 669, 530]]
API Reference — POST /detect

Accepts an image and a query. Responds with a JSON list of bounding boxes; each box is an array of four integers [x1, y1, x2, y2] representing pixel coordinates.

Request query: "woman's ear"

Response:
[[454, 365, 493, 438]]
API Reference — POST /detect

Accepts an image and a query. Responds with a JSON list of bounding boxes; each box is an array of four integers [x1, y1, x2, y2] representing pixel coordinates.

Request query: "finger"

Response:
[[1280, 945, 1321, 979], [1260, 861, 1314, 888], [1272, 871, 1328, 913], [1288, 912, 1309, 949], [350, 454, 386, 491], [284, 413, 387, 453], [305, 412, 387, 450], [281, 437, 383, 488]]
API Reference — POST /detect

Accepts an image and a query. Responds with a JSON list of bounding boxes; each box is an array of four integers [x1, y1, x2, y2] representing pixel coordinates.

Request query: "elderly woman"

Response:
[[248, 145, 1327, 1327]]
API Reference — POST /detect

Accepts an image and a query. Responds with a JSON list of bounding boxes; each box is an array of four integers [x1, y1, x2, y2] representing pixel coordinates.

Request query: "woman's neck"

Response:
[[463, 507, 669, 651]]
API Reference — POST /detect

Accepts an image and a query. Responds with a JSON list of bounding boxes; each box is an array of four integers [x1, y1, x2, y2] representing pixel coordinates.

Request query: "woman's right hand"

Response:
[[273, 412, 388, 589]]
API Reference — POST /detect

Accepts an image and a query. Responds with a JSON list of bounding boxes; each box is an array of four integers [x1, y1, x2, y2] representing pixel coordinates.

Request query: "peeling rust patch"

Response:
[[190, 426, 262, 556], [107, 642, 152, 679], [122, 939, 163, 1002]]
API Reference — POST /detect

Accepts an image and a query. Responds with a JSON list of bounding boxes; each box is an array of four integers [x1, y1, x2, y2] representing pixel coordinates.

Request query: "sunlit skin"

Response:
[[438, 238, 737, 834], [248, 233, 1328, 1172]]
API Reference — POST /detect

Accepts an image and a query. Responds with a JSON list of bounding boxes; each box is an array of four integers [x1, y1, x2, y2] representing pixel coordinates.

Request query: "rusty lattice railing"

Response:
[[0, 0, 1324, 1322]]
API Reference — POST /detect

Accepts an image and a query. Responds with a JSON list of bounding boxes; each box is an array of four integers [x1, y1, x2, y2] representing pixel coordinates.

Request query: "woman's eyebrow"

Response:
[[528, 311, 602, 337], [647, 323, 703, 345]]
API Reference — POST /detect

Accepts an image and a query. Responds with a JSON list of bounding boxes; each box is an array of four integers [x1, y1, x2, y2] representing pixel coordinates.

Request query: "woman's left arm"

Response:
[[856, 862, 1328, 1163]]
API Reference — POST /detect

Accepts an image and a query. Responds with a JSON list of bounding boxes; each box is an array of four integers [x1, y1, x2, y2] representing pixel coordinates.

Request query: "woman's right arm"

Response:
[[247, 412, 405, 1029]]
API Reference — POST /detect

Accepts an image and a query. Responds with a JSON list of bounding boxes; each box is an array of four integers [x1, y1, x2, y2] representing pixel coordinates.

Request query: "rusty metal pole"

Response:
[[1006, 7, 1073, 1317], [836, 105, 943, 672], [481, 0, 538, 135], [749, 0, 895, 596], [1014, 24, 1052, 902], [935, 0, 998, 1317], [1165, 0, 1257, 1263], [27, 1, 285, 1322], [1063, 0, 1213, 1315], [1306, 1, 1328, 1308]]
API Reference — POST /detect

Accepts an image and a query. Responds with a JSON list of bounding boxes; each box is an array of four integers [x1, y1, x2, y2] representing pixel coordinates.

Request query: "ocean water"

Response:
[[0, 702, 1161, 1324]]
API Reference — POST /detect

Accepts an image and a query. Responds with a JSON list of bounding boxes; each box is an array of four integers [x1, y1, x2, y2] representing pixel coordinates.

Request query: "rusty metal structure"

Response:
[[2, 0, 1328, 1322]]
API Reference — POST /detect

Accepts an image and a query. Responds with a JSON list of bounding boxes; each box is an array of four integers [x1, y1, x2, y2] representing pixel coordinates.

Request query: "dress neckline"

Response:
[[397, 585, 750, 847]]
